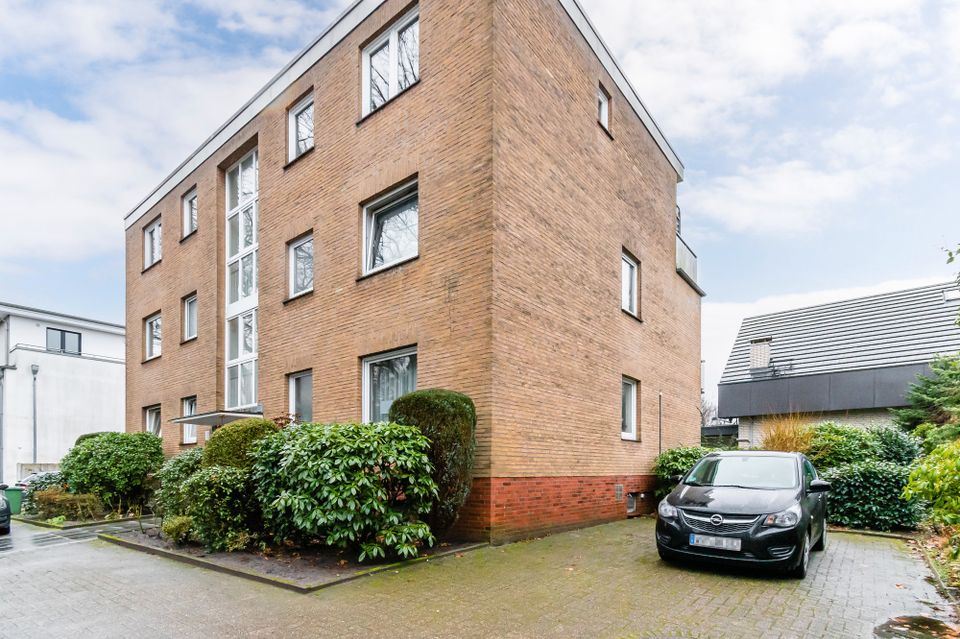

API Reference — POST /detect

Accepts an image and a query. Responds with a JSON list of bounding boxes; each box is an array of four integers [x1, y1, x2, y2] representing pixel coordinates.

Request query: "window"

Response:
[[288, 94, 314, 161], [621, 252, 638, 315], [182, 188, 198, 237], [676, 205, 682, 236], [289, 371, 313, 422], [226, 310, 257, 408], [364, 180, 419, 274], [143, 217, 162, 268], [225, 150, 259, 410], [363, 347, 417, 423], [182, 397, 197, 444], [597, 85, 610, 130], [361, 6, 420, 116], [750, 338, 772, 369], [145, 313, 162, 359], [621, 377, 637, 440], [46, 328, 81, 355], [289, 235, 314, 297], [183, 294, 198, 341], [145, 405, 162, 437]]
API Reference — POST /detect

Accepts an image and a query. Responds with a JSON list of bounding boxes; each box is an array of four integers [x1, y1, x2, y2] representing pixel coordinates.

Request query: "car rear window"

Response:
[[686, 455, 799, 490]]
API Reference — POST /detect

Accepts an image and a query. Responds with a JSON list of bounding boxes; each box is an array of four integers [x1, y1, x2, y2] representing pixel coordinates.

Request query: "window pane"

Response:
[[183, 423, 197, 444], [242, 313, 255, 355], [227, 317, 239, 361], [240, 361, 256, 406], [296, 104, 313, 156], [621, 380, 634, 435], [369, 42, 390, 111], [186, 196, 198, 233], [293, 373, 313, 422], [147, 408, 161, 437], [46, 329, 60, 351], [293, 239, 313, 294], [240, 155, 256, 202], [369, 194, 418, 270], [397, 19, 420, 91], [228, 214, 240, 257], [153, 223, 162, 261], [147, 317, 162, 357], [370, 353, 416, 422], [241, 254, 255, 298], [242, 205, 255, 248], [621, 257, 635, 312], [185, 298, 197, 338], [227, 365, 239, 407], [227, 167, 239, 210], [63, 331, 80, 355], [228, 262, 239, 304]]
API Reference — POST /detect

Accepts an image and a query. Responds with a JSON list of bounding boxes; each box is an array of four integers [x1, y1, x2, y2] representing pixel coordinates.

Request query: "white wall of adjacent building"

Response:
[[0, 304, 125, 485]]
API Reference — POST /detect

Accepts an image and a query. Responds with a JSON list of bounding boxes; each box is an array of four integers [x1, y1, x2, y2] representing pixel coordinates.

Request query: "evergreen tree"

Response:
[[892, 356, 960, 430]]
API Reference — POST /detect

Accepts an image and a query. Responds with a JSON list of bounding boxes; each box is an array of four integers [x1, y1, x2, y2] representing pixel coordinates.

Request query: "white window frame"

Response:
[[288, 370, 313, 423], [287, 94, 314, 162], [225, 150, 259, 410], [183, 294, 198, 341], [144, 313, 162, 360], [288, 235, 314, 298], [361, 5, 420, 117], [362, 346, 417, 423], [182, 397, 198, 444], [143, 217, 162, 269], [182, 188, 198, 237], [145, 405, 162, 437], [621, 251, 638, 315], [598, 85, 610, 130], [621, 377, 637, 441], [362, 179, 419, 276]]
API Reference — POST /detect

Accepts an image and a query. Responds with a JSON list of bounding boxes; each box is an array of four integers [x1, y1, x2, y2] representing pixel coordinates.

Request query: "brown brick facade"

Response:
[[124, 0, 701, 542]]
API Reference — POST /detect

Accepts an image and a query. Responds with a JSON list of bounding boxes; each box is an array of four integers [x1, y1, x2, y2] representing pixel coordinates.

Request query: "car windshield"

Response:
[[685, 455, 799, 490]]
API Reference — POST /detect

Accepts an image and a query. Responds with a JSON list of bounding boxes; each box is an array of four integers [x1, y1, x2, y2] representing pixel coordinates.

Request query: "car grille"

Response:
[[680, 510, 759, 535]]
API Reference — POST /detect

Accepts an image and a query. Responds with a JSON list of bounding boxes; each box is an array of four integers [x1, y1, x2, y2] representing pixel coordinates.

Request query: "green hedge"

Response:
[[202, 418, 278, 469], [822, 461, 922, 531], [252, 422, 437, 561], [60, 432, 164, 512], [807, 423, 881, 469], [181, 466, 258, 551], [869, 425, 921, 465], [22, 472, 66, 515], [156, 448, 204, 518], [653, 446, 717, 499], [903, 440, 960, 525], [389, 389, 477, 535]]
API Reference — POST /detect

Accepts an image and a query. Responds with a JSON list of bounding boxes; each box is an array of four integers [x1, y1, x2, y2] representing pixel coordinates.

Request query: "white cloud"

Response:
[[702, 275, 948, 403], [188, 0, 350, 38]]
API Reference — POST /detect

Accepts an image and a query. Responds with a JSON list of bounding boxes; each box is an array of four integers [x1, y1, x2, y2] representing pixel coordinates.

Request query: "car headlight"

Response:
[[763, 504, 801, 528], [658, 500, 678, 519]]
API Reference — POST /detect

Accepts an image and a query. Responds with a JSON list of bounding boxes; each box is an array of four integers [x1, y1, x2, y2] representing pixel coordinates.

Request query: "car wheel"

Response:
[[789, 531, 811, 579], [813, 521, 826, 552], [0, 526, 9, 536]]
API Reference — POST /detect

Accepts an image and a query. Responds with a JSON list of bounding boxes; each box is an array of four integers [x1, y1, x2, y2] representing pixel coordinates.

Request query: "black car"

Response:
[[656, 451, 829, 578], [0, 484, 10, 535]]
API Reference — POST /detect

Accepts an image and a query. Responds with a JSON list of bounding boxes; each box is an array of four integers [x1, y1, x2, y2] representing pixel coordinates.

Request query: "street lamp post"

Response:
[[31, 364, 39, 465]]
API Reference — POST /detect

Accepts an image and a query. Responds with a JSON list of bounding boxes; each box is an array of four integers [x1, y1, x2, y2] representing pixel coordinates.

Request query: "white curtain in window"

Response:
[[370, 354, 416, 422]]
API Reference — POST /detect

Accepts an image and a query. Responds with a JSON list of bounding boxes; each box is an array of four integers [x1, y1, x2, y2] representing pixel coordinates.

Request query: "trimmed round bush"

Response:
[[60, 432, 164, 512], [869, 425, 921, 465], [156, 448, 204, 518], [653, 446, 717, 499], [822, 461, 922, 531], [388, 389, 477, 534], [252, 422, 437, 561], [903, 440, 960, 525], [181, 466, 258, 551], [807, 422, 881, 469], [202, 418, 278, 469]]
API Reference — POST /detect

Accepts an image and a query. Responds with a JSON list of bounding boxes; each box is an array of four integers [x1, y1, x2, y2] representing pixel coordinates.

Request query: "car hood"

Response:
[[669, 484, 799, 516]]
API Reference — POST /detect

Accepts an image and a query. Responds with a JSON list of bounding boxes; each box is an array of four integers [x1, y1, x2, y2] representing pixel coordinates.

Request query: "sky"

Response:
[[0, 0, 958, 400]]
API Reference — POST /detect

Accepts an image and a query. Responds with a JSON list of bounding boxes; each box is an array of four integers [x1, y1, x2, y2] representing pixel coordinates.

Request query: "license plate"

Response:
[[689, 534, 741, 551]]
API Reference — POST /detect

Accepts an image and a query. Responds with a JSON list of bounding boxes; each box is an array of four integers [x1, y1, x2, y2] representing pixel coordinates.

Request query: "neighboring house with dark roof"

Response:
[[718, 282, 960, 446]]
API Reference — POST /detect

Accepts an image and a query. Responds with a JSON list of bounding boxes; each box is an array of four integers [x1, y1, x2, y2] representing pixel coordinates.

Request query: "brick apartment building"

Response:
[[124, 0, 703, 542]]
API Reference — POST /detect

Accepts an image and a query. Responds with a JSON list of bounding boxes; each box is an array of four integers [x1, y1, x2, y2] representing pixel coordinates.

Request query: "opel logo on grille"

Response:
[[710, 514, 723, 526]]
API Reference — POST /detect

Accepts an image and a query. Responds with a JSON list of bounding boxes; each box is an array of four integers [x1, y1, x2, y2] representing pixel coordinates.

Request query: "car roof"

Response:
[[708, 450, 802, 458]]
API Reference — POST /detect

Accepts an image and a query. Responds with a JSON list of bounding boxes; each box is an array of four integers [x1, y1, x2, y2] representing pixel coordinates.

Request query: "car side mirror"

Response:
[[808, 479, 830, 493], [670, 475, 684, 484], [0, 484, 7, 491]]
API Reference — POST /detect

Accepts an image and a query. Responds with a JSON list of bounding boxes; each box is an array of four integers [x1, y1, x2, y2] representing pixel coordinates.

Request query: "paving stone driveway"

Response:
[[0, 517, 954, 638]]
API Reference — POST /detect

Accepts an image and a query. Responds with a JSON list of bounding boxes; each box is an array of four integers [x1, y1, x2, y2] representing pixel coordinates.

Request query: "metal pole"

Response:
[[0, 369, 5, 482], [31, 364, 39, 465], [658, 391, 663, 454]]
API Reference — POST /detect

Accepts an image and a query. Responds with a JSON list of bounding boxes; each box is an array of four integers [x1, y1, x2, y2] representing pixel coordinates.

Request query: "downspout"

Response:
[[658, 391, 663, 455], [0, 314, 10, 482], [31, 364, 39, 465]]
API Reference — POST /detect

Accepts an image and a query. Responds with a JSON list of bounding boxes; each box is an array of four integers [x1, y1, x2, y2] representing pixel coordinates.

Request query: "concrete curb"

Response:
[[13, 514, 155, 530], [98, 533, 487, 594], [826, 526, 917, 541]]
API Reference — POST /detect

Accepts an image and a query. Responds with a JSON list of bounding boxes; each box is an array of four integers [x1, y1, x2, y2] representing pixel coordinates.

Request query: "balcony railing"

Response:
[[676, 234, 705, 296]]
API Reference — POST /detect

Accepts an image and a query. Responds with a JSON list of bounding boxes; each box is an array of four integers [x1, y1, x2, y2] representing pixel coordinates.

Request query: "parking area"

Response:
[[0, 517, 955, 638]]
